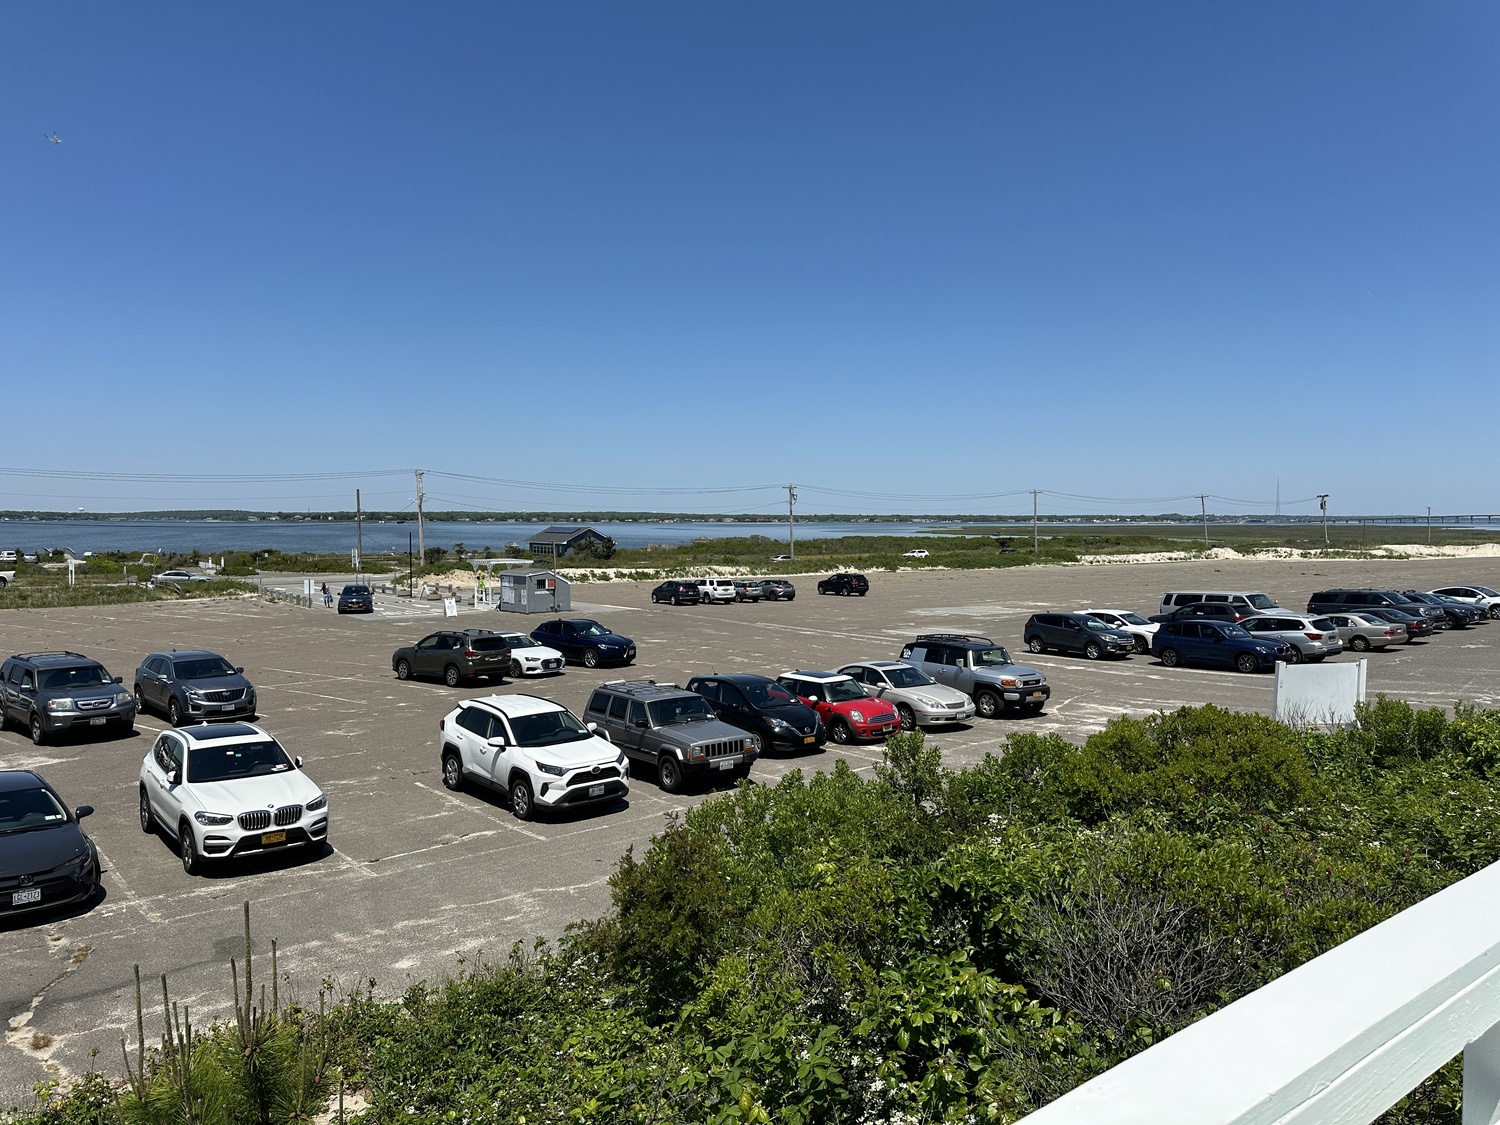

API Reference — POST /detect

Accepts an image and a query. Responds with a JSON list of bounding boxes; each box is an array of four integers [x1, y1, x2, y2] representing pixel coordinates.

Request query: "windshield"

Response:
[[341, 585, 369, 595], [648, 697, 714, 725], [188, 740, 295, 783], [173, 657, 235, 680], [1117, 612, 1151, 625], [502, 634, 538, 648], [1476, 587, 1500, 597], [743, 681, 795, 707], [1221, 624, 1251, 639], [1082, 618, 1113, 631], [576, 622, 611, 637], [1248, 594, 1277, 609], [885, 666, 935, 688], [823, 680, 867, 703], [40, 665, 111, 690], [0, 786, 69, 833], [974, 647, 1015, 667], [509, 709, 591, 746]]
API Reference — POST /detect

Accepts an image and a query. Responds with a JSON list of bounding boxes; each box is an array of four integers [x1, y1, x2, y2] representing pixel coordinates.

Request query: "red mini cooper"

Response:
[[775, 671, 900, 744]]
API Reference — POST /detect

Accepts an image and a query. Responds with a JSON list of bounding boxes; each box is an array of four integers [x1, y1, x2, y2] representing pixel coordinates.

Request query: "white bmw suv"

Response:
[[138, 723, 328, 875], [439, 694, 628, 820]]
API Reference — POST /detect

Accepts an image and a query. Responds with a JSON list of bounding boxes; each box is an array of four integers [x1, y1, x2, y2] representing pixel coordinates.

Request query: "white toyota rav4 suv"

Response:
[[138, 722, 328, 875], [439, 694, 628, 820]]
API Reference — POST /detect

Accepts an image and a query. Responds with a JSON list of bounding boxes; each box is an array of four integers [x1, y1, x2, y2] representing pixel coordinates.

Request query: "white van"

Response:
[[1157, 590, 1281, 616], [693, 578, 737, 604]]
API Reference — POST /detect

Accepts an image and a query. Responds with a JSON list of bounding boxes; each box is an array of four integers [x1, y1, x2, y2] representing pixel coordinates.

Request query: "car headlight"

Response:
[[46, 698, 75, 712], [768, 717, 793, 731], [913, 695, 939, 708], [194, 811, 234, 826], [998, 678, 1019, 688], [306, 794, 328, 812], [116, 691, 132, 706], [743, 738, 756, 752], [535, 761, 566, 776], [615, 752, 626, 767], [849, 710, 865, 723]]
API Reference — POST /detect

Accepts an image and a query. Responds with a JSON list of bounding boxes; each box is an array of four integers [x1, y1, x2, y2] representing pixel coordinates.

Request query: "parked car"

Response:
[[0, 570, 15, 589], [530, 619, 636, 668], [1356, 605, 1436, 641], [1078, 609, 1158, 654], [1157, 590, 1282, 617], [391, 630, 513, 686], [836, 661, 975, 730], [1430, 585, 1500, 619], [897, 634, 1049, 718], [1151, 621, 1287, 673], [337, 584, 374, 614], [1305, 589, 1447, 626], [651, 580, 702, 606], [585, 681, 758, 791], [134, 650, 256, 726], [687, 674, 825, 752], [138, 723, 329, 874], [438, 694, 628, 820], [693, 578, 738, 604], [0, 770, 99, 918], [731, 578, 764, 602], [492, 632, 566, 677], [769, 554, 793, 562], [1238, 614, 1345, 662], [0, 550, 16, 562], [1148, 601, 1256, 625], [759, 579, 796, 601], [1, 651, 135, 745], [1400, 591, 1484, 629], [1023, 613, 1137, 660], [817, 572, 869, 596], [902, 549, 930, 559], [1323, 612, 1406, 651], [150, 569, 212, 586], [775, 671, 900, 744]]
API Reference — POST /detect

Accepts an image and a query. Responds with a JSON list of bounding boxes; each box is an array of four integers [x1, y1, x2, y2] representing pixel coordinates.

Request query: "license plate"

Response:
[[588, 784, 605, 797], [11, 887, 41, 906], [219, 705, 235, 712], [261, 831, 286, 845], [717, 756, 742, 771], [1031, 692, 1045, 699], [89, 717, 106, 726], [803, 736, 816, 744]]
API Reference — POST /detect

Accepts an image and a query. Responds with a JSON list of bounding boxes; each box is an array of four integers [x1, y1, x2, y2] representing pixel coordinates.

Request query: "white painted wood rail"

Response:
[[1016, 858, 1500, 1125]]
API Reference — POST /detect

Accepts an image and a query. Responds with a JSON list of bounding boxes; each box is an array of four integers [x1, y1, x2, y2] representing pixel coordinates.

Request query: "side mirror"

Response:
[[487, 736, 507, 748], [294, 756, 303, 768], [634, 718, 648, 728], [113, 676, 123, 684], [236, 667, 244, 674], [168, 769, 181, 785], [75, 805, 94, 819], [586, 722, 598, 732]]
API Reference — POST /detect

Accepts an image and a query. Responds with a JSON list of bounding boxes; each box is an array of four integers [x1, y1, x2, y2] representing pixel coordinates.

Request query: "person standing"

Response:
[[322, 582, 333, 607]]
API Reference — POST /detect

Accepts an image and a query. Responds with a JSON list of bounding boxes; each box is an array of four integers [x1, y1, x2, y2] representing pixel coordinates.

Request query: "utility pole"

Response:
[[355, 488, 363, 574], [414, 469, 426, 563], [787, 484, 797, 561], [1317, 494, 1330, 545], [1198, 494, 1209, 549], [1031, 489, 1041, 552], [1427, 505, 1432, 545], [1275, 478, 1280, 519]]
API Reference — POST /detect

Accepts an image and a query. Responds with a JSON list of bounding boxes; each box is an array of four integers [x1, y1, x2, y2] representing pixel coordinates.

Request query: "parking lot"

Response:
[[4, 555, 1499, 1102]]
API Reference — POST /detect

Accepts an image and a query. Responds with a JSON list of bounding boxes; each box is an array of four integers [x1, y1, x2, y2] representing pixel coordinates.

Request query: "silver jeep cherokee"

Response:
[[584, 681, 760, 792]]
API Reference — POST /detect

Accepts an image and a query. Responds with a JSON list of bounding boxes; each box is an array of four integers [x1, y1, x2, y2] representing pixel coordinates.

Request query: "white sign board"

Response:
[[1272, 659, 1367, 727], [443, 597, 458, 618]]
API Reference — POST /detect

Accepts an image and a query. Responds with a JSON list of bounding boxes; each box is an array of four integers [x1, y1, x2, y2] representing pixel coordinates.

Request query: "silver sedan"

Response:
[[837, 661, 975, 731], [1323, 612, 1405, 651]]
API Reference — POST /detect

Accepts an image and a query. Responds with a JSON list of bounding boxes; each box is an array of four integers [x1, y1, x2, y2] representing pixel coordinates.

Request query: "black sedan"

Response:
[[1358, 606, 1436, 641], [0, 771, 99, 921], [686, 673, 826, 752], [1400, 591, 1484, 629], [338, 584, 375, 614], [529, 619, 636, 668]]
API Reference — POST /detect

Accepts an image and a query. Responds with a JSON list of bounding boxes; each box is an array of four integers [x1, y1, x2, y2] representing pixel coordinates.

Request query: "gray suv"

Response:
[[133, 650, 256, 726], [897, 634, 1050, 718], [1, 652, 136, 745], [584, 681, 760, 792]]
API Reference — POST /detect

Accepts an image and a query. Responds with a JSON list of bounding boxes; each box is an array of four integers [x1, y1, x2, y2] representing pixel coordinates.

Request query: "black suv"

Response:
[[651, 580, 702, 606], [0, 652, 135, 745], [337, 584, 374, 614], [133, 650, 256, 726], [817, 573, 869, 596], [1306, 589, 1447, 626], [585, 681, 759, 791], [687, 674, 825, 752], [1399, 591, 1484, 629], [1023, 613, 1137, 659], [391, 630, 513, 686]]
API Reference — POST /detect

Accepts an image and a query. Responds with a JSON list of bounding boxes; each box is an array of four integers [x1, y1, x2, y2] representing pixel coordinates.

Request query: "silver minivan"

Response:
[[1239, 613, 1344, 662], [1157, 590, 1281, 617]]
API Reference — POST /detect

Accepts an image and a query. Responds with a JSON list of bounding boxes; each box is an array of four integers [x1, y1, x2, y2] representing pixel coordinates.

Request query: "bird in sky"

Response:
[[45, 132, 61, 144]]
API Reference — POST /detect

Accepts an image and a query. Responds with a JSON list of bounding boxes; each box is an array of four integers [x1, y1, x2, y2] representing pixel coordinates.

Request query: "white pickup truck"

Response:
[[0, 571, 14, 588]]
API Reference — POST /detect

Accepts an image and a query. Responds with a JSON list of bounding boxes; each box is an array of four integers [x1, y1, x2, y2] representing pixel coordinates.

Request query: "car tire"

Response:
[[1159, 647, 1181, 668], [1027, 637, 1045, 654], [1490, 605, 1500, 620], [139, 787, 154, 833], [168, 697, 183, 727], [441, 750, 463, 791], [1133, 635, 1150, 654], [582, 648, 600, 669], [1285, 647, 1304, 665], [395, 659, 412, 681], [1350, 636, 1371, 652], [29, 713, 46, 746], [1084, 642, 1103, 661], [443, 665, 461, 687], [897, 704, 916, 732], [133, 685, 148, 715], [179, 823, 201, 876], [830, 719, 853, 744], [509, 658, 523, 678], [671, 596, 680, 606], [658, 754, 684, 794], [974, 690, 1000, 719], [1232, 652, 1258, 674], [509, 775, 535, 821]]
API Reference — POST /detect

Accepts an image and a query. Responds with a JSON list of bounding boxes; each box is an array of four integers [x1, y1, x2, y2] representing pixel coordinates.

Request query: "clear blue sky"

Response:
[[3, 2, 1496, 516]]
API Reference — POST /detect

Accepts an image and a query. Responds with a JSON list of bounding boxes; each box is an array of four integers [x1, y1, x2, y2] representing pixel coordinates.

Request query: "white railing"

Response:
[[1016, 858, 1500, 1125]]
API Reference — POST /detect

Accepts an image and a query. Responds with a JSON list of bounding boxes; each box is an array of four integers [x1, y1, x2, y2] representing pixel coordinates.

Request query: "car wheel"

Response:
[[509, 658, 523, 678], [395, 659, 412, 681], [1027, 637, 1045, 654], [1234, 651, 1259, 674], [671, 595, 680, 606], [1285, 647, 1304, 665], [139, 787, 154, 833], [582, 648, 600, 669], [658, 754, 684, 794], [441, 751, 463, 791], [1084, 642, 1103, 661], [168, 697, 183, 726], [830, 719, 853, 744], [974, 690, 1000, 719], [29, 713, 46, 746], [178, 823, 202, 875], [1159, 647, 1181, 668], [1132, 635, 1150, 654], [509, 775, 535, 821], [1350, 636, 1370, 652], [1490, 605, 1500, 620], [897, 704, 916, 732], [443, 665, 461, 687], [133, 685, 148, 715]]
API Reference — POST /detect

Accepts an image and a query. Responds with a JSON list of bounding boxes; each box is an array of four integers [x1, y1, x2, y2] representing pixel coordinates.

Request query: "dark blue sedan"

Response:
[[530, 618, 636, 668]]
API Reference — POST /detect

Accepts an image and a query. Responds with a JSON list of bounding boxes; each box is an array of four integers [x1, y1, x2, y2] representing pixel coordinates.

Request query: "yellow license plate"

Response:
[[261, 831, 287, 845], [803, 736, 816, 744]]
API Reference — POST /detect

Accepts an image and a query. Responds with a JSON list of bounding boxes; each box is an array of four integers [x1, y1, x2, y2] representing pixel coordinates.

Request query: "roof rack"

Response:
[[913, 634, 994, 645], [14, 651, 91, 661], [598, 679, 682, 696]]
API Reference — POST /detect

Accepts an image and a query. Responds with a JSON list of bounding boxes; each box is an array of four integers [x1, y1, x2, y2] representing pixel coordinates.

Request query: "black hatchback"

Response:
[[817, 573, 869, 596], [687, 674, 826, 752], [651, 580, 702, 606], [0, 770, 99, 920]]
